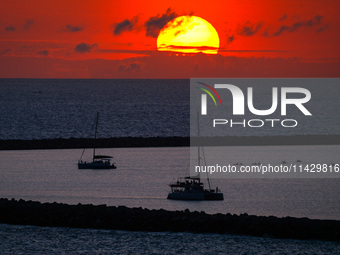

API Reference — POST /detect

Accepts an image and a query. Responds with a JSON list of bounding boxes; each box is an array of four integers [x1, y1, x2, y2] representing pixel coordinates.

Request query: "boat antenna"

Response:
[[197, 112, 201, 181], [202, 146, 212, 190], [198, 112, 212, 190], [93, 112, 99, 161]]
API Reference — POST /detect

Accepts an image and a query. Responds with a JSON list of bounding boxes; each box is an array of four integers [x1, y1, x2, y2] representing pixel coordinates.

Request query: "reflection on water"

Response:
[[0, 146, 339, 220]]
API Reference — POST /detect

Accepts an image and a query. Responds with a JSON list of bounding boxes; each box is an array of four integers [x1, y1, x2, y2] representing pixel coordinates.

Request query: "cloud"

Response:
[[74, 42, 98, 53], [264, 15, 324, 37], [100, 47, 285, 56], [279, 14, 288, 21], [98, 48, 152, 55], [227, 35, 235, 44], [317, 24, 328, 33], [217, 48, 287, 53], [118, 63, 141, 73], [158, 45, 219, 52], [1, 53, 340, 78], [238, 22, 263, 36], [5, 26, 15, 32], [111, 8, 183, 37], [23, 19, 34, 30], [0, 49, 11, 56], [37, 50, 49, 56], [112, 17, 138, 35], [144, 8, 178, 38], [4, 19, 35, 32], [64, 24, 84, 32]]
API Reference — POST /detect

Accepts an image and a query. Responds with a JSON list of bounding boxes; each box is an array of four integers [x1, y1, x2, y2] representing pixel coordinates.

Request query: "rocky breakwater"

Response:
[[0, 198, 339, 241]]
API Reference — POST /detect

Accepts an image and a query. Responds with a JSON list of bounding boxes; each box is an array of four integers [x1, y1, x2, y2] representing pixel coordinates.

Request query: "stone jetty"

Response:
[[1, 135, 340, 150], [0, 198, 339, 241]]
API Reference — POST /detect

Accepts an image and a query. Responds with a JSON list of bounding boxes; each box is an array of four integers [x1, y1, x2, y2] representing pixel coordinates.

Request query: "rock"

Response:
[[0, 198, 339, 241]]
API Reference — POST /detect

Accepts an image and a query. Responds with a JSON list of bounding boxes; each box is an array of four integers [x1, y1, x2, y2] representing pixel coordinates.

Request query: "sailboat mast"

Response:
[[93, 112, 99, 161]]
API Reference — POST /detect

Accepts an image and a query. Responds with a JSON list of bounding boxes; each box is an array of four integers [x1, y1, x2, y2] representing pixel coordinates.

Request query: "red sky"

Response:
[[0, 0, 339, 78]]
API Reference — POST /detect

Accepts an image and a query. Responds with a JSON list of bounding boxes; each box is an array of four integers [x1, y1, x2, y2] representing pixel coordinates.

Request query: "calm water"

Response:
[[0, 79, 189, 139], [1, 224, 339, 255], [1, 78, 340, 139], [1, 79, 340, 253], [0, 146, 339, 220]]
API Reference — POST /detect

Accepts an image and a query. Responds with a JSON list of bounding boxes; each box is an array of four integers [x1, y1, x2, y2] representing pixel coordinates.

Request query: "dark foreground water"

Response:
[[0, 224, 339, 255]]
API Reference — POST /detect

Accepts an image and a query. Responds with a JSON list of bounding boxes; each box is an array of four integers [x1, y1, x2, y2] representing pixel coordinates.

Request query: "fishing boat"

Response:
[[78, 112, 117, 169], [167, 115, 223, 201]]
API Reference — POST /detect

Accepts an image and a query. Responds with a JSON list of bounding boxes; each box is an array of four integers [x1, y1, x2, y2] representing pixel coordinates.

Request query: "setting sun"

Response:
[[157, 16, 220, 54]]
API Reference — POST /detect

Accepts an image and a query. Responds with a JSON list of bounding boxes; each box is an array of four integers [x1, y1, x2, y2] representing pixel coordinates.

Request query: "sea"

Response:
[[0, 79, 339, 254], [1, 78, 340, 139]]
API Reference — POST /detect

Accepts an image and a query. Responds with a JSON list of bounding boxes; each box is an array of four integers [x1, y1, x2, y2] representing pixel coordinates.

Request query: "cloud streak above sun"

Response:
[[235, 15, 327, 39], [144, 8, 178, 38], [238, 22, 263, 36], [229, 15, 328, 45], [112, 8, 179, 38], [263, 15, 325, 37], [112, 17, 139, 35]]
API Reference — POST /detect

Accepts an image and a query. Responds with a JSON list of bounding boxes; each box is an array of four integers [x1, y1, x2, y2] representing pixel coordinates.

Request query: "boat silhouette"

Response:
[[78, 112, 117, 169], [167, 114, 223, 200]]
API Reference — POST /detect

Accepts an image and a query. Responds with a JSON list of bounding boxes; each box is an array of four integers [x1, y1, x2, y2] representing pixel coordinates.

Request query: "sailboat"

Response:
[[78, 112, 117, 169], [167, 115, 223, 200]]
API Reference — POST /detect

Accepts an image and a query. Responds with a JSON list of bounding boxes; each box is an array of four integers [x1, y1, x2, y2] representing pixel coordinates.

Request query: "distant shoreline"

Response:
[[0, 198, 339, 241], [0, 135, 339, 150]]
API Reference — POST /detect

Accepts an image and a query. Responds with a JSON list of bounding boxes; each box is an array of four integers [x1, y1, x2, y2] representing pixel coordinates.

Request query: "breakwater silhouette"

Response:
[[0, 198, 339, 241], [1, 135, 340, 150]]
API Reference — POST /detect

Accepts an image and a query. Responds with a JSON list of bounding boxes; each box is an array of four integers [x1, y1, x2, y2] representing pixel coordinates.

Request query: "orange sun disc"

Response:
[[157, 16, 220, 54]]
